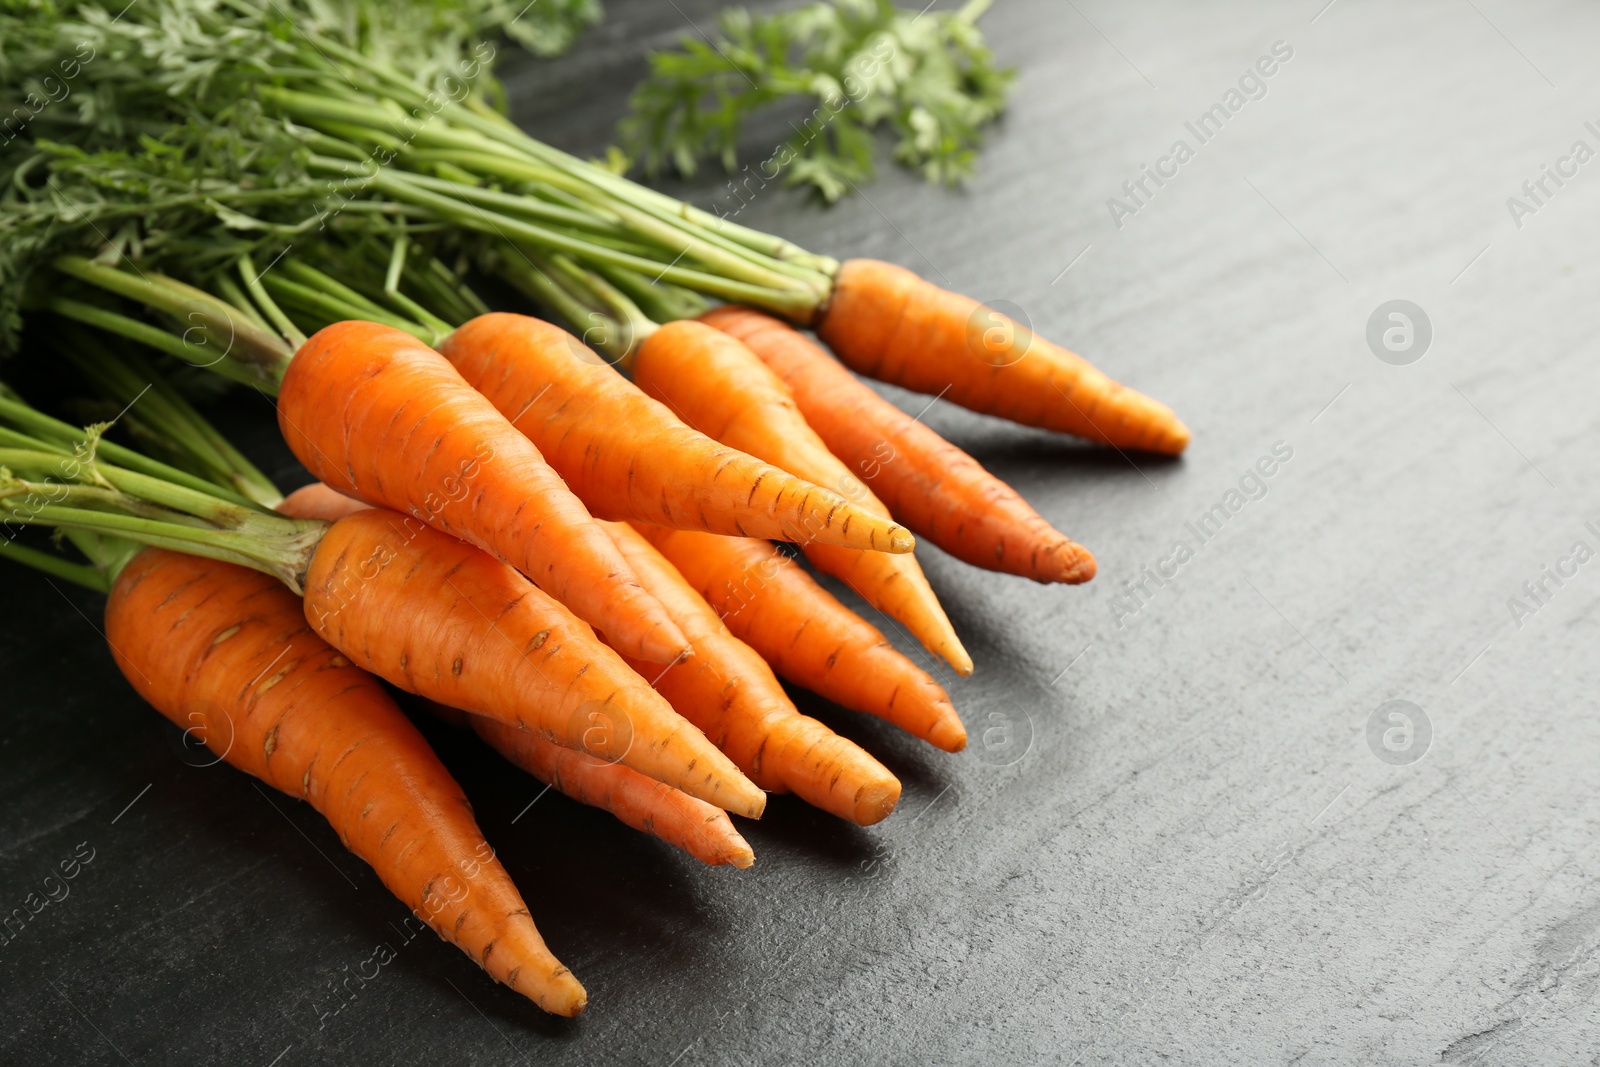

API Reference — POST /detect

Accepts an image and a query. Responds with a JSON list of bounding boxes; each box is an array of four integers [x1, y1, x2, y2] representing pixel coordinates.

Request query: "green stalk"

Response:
[[53, 257, 296, 381], [279, 259, 408, 325], [593, 263, 709, 324], [273, 84, 827, 298], [236, 256, 308, 352], [0, 538, 110, 593], [6, 504, 321, 594], [43, 298, 274, 391], [355, 168, 819, 315], [259, 273, 432, 342], [0, 393, 257, 508], [58, 335, 283, 508], [498, 252, 656, 368]]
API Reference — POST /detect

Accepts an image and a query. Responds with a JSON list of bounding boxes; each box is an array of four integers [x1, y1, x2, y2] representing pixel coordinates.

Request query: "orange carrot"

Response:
[[468, 716, 755, 869], [281, 481, 369, 522], [816, 259, 1190, 454], [638, 525, 967, 753], [437, 313, 912, 553], [269, 498, 766, 818], [105, 548, 586, 1015], [280, 482, 757, 860], [599, 520, 902, 825], [702, 306, 1096, 584], [276, 319, 687, 663], [630, 319, 971, 675]]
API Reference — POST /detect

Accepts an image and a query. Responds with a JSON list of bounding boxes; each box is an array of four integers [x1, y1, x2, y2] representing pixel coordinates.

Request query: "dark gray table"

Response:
[[6, 1, 1600, 1063]]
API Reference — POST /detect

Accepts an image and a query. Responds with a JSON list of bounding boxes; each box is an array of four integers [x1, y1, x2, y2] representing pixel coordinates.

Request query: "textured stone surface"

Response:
[[5, 1, 1600, 1063]]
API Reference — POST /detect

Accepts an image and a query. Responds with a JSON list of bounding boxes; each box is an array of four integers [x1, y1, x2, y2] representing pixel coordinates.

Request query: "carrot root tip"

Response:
[[855, 780, 902, 826], [930, 719, 969, 753]]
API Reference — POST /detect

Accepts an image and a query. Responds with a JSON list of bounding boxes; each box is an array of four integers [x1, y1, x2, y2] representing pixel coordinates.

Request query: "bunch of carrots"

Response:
[[0, 0, 1189, 1017]]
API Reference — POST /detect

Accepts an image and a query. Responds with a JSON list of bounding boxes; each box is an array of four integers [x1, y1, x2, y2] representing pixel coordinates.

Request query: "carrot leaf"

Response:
[[618, 0, 1013, 202]]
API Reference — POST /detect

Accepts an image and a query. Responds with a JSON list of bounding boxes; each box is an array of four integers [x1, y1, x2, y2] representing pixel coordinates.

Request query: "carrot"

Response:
[[279, 481, 759, 859], [598, 520, 902, 825], [637, 525, 967, 753], [815, 259, 1190, 454], [276, 319, 688, 663], [269, 497, 767, 818], [701, 306, 1096, 584], [281, 481, 369, 522], [104, 548, 587, 1015], [467, 716, 755, 869], [630, 319, 971, 675], [437, 313, 912, 553]]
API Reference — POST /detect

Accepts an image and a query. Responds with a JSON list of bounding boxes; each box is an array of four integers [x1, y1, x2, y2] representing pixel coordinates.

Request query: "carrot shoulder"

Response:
[[438, 313, 910, 553], [275, 500, 766, 819], [638, 525, 967, 753], [631, 319, 970, 675], [468, 716, 755, 869], [104, 549, 586, 1015], [276, 319, 686, 663], [702, 306, 1095, 585], [816, 259, 1190, 454], [599, 520, 902, 826]]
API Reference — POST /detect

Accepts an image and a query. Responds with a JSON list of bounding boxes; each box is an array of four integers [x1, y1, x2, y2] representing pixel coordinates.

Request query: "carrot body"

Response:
[[276, 319, 686, 663], [468, 716, 755, 869], [104, 549, 586, 1015], [632, 319, 971, 675], [702, 306, 1096, 584], [816, 259, 1190, 454], [639, 525, 966, 753], [273, 498, 765, 818], [438, 313, 911, 553], [281, 481, 758, 856], [599, 520, 901, 825]]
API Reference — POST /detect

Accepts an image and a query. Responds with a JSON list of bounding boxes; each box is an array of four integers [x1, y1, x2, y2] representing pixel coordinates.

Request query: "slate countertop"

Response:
[[6, 1, 1600, 1063]]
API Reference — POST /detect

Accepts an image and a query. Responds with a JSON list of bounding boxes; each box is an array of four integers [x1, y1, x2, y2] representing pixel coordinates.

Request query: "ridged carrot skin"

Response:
[[631, 319, 970, 675], [468, 716, 755, 869], [600, 521, 901, 826], [437, 313, 912, 553], [104, 549, 586, 1015], [276, 320, 687, 663], [638, 525, 967, 753], [816, 259, 1190, 454], [702, 306, 1096, 585], [280, 483, 758, 860], [275, 500, 766, 819]]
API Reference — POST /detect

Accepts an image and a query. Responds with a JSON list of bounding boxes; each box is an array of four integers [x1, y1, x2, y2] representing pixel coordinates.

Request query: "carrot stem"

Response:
[[57, 335, 283, 508], [0, 538, 110, 592], [42, 298, 274, 392], [53, 256, 295, 381], [2, 504, 319, 592], [0, 392, 251, 507], [236, 255, 308, 352]]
